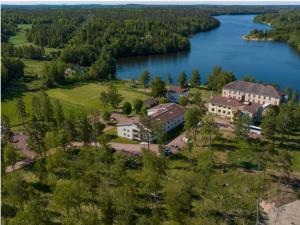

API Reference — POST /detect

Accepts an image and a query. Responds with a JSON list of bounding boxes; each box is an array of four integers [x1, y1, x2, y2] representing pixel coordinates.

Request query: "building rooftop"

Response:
[[144, 103, 184, 127], [167, 86, 188, 94], [143, 97, 158, 107], [209, 95, 261, 114], [223, 81, 283, 98]]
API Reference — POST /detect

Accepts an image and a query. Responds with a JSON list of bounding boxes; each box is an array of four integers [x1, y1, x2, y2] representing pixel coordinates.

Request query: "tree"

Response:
[[179, 96, 188, 106], [164, 181, 192, 223], [141, 150, 166, 214], [276, 104, 293, 144], [165, 73, 173, 85], [178, 71, 187, 88], [53, 99, 64, 127], [43, 61, 66, 87], [151, 77, 166, 98], [159, 97, 169, 104], [3, 173, 29, 208], [31, 95, 42, 120], [133, 99, 143, 114], [27, 116, 47, 158], [190, 89, 203, 106], [16, 98, 27, 127], [102, 110, 111, 123], [78, 113, 92, 145], [39, 91, 53, 123], [8, 199, 50, 225], [4, 144, 17, 170], [233, 112, 251, 140], [89, 52, 116, 80], [206, 66, 235, 92], [184, 107, 203, 143], [1, 115, 13, 144], [139, 70, 151, 87], [107, 85, 124, 109], [190, 69, 201, 87], [53, 180, 86, 217], [201, 115, 220, 163], [99, 91, 110, 109], [261, 107, 278, 143], [122, 102, 132, 115]]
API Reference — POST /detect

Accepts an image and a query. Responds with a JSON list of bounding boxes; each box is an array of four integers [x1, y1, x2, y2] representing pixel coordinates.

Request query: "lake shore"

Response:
[[242, 35, 273, 41]]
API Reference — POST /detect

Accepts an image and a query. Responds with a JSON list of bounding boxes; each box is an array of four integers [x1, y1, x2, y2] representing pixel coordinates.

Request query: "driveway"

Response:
[[5, 135, 36, 173], [111, 112, 139, 124], [110, 142, 159, 155]]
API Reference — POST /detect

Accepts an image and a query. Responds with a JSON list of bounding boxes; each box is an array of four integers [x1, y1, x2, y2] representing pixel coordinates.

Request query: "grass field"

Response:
[[22, 58, 47, 76], [2, 81, 150, 126], [8, 24, 60, 54]]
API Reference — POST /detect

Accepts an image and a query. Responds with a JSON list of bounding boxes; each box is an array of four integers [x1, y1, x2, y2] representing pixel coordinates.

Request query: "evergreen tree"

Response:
[[151, 77, 166, 98], [133, 99, 143, 114], [178, 71, 187, 88], [190, 69, 201, 87], [16, 98, 27, 127], [139, 70, 151, 87], [122, 102, 132, 115]]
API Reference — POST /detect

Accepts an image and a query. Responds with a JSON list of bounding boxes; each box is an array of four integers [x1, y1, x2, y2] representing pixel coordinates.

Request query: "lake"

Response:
[[117, 14, 300, 90]]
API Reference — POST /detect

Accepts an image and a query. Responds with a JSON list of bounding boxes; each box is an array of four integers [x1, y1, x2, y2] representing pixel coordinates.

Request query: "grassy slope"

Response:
[[2, 81, 150, 126]]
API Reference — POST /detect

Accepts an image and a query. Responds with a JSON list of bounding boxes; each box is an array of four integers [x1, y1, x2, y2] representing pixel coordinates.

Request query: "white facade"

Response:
[[117, 123, 141, 141]]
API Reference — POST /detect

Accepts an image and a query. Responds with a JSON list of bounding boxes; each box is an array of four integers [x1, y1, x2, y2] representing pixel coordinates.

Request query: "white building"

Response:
[[222, 81, 284, 106], [116, 103, 185, 142]]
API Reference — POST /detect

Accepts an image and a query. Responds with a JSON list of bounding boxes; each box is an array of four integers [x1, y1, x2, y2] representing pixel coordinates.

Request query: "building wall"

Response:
[[117, 124, 140, 141], [208, 102, 235, 120], [167, 91, 189, 103], [163, 115, 184, 132], [222, 89, 280, 105]]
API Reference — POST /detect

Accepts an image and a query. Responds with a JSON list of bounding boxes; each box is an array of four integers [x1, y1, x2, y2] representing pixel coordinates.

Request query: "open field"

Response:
[[2, 81, 150, 126], [22, 58, 47, 76], [8, 24, 60, 55]]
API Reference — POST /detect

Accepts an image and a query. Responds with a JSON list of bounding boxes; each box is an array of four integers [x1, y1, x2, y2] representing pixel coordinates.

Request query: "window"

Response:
[[211, 108, 215, 111], [218, 109, 221, 113], [223, 110, 226, 114], [227, 111, 231, 115]]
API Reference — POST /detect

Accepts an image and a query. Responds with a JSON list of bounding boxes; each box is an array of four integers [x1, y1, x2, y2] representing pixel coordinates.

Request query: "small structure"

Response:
[[222, 81, 284, 106], [208, 95, 262, 122], [143, 97, 159, 108], [166, 86, 189, 103], [117, 103, 185, 142]]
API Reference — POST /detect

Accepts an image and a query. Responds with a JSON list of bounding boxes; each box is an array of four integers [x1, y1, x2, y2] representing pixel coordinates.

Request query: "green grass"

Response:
[[22, 58, 47, 76], [8, 24, 32, 46], [2, 81, 150, 127]]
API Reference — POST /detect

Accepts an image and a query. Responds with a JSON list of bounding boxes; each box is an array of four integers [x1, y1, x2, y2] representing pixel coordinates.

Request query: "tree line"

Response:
[[252, 10, 300, 52]]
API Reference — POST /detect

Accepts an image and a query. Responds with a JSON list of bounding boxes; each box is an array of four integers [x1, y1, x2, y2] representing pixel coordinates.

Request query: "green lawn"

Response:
[[8, 24, 32, 46], [22, 58, 47, 76], [8, 24, 60, 54], [2, 81, 150, 127]]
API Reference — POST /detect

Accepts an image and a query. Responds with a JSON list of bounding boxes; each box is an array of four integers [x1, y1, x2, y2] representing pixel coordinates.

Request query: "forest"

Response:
[[251, 10, 300, 52]]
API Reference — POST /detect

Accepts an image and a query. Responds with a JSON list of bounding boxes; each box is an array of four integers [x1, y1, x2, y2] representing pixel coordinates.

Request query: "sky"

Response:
[[2, 0, 300, 5]]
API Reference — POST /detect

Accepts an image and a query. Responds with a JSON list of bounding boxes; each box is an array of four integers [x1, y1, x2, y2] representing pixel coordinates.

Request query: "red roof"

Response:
[[209, 96, 261, 114], [167, 86, 188, 94]]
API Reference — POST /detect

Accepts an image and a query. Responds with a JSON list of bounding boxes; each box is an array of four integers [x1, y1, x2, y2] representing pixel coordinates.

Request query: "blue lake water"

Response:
[[116, 14, 300, 90]]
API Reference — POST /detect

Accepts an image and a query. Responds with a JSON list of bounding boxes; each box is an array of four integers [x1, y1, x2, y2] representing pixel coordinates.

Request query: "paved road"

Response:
[[5, 135, 36, 173]]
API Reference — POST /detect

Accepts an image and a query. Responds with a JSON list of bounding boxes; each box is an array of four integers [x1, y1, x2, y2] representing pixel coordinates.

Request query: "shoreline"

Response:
[[242, 35, 273, 41]]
